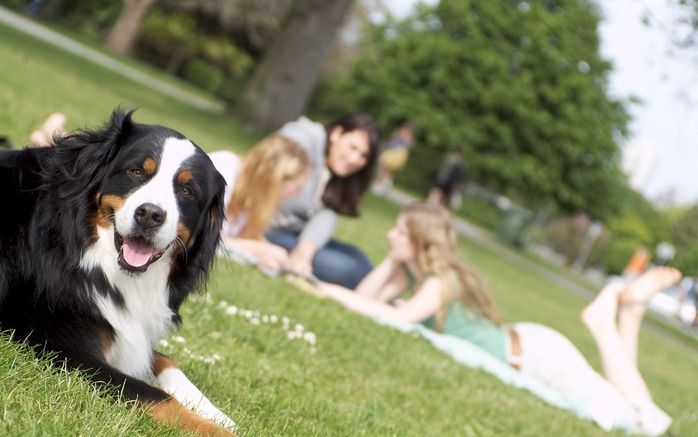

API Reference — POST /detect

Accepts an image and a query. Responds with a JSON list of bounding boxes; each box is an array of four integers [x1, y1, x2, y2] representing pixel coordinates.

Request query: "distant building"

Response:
[[621, 139, 657, 192]]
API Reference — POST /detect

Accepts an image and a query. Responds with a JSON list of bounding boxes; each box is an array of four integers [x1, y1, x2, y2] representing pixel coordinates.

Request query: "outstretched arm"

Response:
[[321, 276, 444, 324], [223, 237, 289, 272], [354, 258, 407, 300], [286, 209, 338, 276]]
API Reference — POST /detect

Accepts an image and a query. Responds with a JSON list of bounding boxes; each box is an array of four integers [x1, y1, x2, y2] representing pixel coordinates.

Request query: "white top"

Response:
[[208, 150, 248, 238], [274, 116, 337, 248]]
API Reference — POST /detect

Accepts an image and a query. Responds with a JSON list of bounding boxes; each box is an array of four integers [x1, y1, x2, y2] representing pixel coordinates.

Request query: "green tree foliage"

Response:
[[543, 215, 610, 268], [312, 0, 630, 219], [600, 186, 667, 274], [666, 204, 698, 276], [136, 10, 253, 99]]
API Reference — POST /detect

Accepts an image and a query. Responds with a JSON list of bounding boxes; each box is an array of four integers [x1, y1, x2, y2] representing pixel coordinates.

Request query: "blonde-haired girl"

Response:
[[209, 134, 309, 271], [320, 203, 679, 436]]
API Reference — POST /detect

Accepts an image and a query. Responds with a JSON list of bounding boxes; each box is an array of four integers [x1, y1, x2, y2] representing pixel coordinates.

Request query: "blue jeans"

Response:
[[266, 228, 373, 289]]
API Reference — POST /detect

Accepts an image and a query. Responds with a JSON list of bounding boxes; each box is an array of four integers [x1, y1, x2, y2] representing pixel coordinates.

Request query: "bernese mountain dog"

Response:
[[0, 110, 236, 436]]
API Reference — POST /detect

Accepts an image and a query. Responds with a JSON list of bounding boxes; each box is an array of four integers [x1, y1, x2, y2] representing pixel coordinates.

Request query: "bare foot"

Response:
[[581, 281, 625, 335], [620, 267, 682, 307]]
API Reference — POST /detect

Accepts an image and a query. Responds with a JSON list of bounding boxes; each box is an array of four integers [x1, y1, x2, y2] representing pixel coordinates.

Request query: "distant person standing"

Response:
[[373, 120, 415, 195], [428, 150, 466, 208], [677, 276, 698, 326], [24, 0, 48, 16]]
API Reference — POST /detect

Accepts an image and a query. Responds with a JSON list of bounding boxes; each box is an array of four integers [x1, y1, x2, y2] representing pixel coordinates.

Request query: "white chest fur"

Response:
[[81, 225, 175, 381]]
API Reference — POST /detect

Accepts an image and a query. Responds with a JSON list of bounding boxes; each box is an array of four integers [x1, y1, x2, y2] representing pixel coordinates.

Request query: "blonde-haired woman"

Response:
[[209, 135, 309, 271], [319, 203, 679, 436]]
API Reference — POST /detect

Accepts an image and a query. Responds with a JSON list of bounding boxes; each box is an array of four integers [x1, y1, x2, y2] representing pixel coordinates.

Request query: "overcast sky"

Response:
[[384, 0, 697, 203], [599, 0, 697, 203]]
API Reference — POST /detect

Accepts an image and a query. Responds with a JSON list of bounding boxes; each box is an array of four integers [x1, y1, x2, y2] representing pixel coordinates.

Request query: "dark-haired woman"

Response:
[[266, 114, 380, 289]]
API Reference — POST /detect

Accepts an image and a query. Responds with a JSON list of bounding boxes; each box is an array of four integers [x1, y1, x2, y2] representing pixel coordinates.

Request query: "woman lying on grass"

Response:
[[210, 135, 309, 272], [318, 202, 680, 436]]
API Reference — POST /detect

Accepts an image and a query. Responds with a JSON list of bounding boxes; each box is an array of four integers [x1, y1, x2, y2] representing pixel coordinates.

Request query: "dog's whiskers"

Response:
[[174, 237, 188, 262]]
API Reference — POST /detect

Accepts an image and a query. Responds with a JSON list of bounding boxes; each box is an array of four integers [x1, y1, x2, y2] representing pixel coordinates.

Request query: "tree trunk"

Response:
[[233, 0, 356, 130], [105, 0, 157, 56]]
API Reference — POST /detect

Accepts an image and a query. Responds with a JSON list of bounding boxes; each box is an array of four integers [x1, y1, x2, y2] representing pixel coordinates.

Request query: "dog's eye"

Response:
[[179, 186, 193, 198], [128, 168, 144, 178]]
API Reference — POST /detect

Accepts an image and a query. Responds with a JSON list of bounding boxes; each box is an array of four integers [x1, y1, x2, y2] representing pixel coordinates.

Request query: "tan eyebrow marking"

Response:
[[177, 169, 193, 184], [143, 157, 157, 175]]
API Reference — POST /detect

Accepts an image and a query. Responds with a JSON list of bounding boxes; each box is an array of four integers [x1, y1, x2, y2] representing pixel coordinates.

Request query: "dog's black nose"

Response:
[[134, 203, 166, 229]]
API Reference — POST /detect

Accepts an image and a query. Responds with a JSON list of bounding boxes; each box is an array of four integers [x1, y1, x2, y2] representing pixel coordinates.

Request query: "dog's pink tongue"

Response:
[[122, 238, 156, 267]]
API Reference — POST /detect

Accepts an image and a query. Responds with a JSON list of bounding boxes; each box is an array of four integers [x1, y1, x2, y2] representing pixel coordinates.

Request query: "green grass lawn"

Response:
[[1, 20, 697, 436]]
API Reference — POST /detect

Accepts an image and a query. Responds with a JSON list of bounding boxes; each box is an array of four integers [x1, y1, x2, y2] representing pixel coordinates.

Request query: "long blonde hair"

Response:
[[227, 134, 308, 239], [401, 203, 501, 327]]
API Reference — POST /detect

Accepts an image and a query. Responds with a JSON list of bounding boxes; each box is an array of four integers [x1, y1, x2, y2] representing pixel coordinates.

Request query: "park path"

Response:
[[0, 5, 224, 113], [2, 5, 693, 339]]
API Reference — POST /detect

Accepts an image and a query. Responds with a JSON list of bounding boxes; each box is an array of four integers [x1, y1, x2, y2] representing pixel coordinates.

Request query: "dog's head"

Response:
[[93, 112, 224, 276], [34, 110, 225, 295]]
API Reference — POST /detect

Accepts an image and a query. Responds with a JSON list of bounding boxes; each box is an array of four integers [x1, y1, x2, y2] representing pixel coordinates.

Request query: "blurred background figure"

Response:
[[28, 112, 66, 148], [622, 248, 650, 281], [210, 134, 309, 273], [677, 276, 698, 326], [266, 113, 380, 289], [372, 119, 415, 196], [428, 149, 466, 209]]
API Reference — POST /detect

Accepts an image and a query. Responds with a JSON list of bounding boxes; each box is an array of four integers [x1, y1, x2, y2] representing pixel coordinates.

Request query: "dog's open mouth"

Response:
[[114, 232, 169, 273]]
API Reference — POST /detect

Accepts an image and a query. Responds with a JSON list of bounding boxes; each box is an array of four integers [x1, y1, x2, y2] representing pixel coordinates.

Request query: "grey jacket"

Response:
[[273, 117, 337, 248]]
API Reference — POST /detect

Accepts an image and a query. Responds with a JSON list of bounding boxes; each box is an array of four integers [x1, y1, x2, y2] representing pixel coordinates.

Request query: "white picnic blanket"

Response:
[[375, 317, 637, 434]]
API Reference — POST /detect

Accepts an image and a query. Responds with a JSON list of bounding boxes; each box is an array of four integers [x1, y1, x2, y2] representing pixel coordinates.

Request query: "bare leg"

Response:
[[581, 268, 681, 435], [617, 267, 682, 364], [581, 282, 653, 402]]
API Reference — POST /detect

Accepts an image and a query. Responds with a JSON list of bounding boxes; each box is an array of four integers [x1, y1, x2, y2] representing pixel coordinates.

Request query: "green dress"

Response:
[[416, 271, 507, 362]]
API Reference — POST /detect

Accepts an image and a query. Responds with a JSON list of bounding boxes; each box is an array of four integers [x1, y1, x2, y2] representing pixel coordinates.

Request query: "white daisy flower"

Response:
[[303, 332, 317, 346], [225, 306, 239, 315]]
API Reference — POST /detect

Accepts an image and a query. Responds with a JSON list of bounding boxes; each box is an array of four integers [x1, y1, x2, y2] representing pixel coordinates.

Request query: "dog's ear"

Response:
[[106, 108, 136, 149], [30, 109, 140, 268], [79, 108, 136, 172], [190, 169, 226, 282], [45, 109, 137, 198], [168, 169, 225, 311]]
